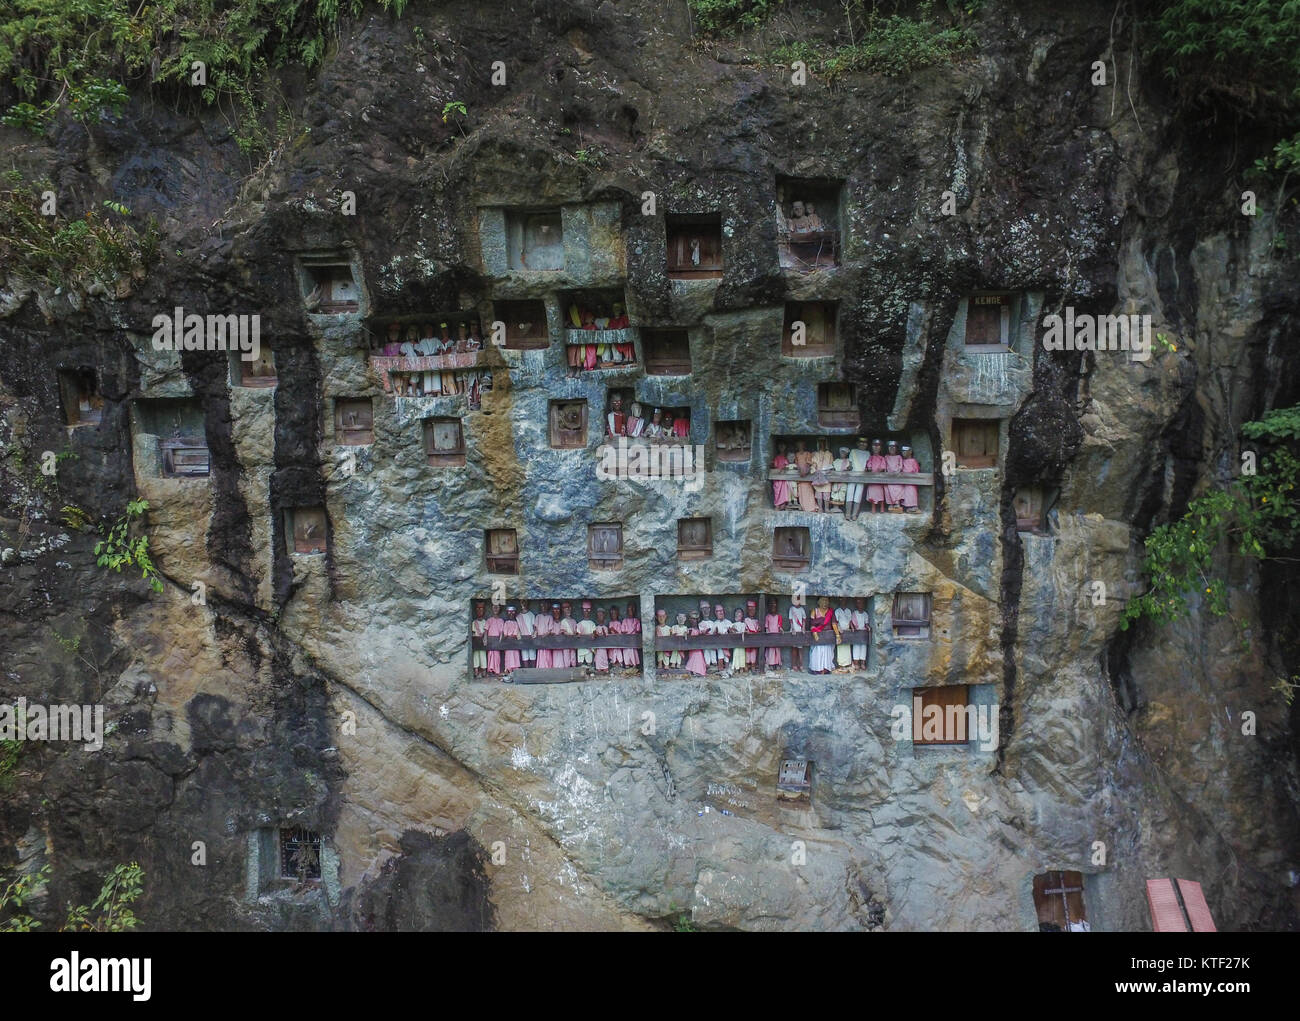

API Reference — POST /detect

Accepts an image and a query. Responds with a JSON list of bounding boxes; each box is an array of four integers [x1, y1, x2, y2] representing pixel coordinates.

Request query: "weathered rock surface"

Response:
[[0, 0, 1297, 930]]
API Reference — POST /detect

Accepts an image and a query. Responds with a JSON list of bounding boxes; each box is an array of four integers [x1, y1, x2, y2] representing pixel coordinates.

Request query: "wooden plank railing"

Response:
[[653, 629, 871, 651], [370, 353, 481, 391], [767, 470, 934, 486]]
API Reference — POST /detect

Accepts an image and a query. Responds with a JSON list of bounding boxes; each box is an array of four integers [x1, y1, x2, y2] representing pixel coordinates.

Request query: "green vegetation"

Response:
[[1, 862, 145, 932], [0, 0, 408, 150], [0, 731, 20, 793], [94, 497, 164, 594], [770, 2, 975, 81], [1122, 404, 1300, 698], [0, 174, 157, 290]]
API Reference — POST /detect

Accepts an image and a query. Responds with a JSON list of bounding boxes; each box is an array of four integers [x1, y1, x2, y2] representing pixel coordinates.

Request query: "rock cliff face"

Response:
[[1, 0, 1298, 931]]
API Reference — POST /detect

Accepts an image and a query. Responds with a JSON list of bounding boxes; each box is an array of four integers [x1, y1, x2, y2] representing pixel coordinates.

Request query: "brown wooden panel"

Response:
[[914, 684, 969, 745], [485, 634, 641, 651], [508, 667, 594, 685], [1032, 870, 1086, 930]]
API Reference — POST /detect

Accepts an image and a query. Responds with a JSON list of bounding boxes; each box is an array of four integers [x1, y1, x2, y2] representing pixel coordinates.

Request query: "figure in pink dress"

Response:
[[764, 598, 784, 670], [606, 605, 624, 668], [685, 612, 707, 676], [772, 442, 791, 510], [559, 602, 578, 667], [485, 603, 505, 676], [744, 599, 761, 668], [535, 602, 560, 668], [900, 444, 921, 512], [593, 607, 610, 673], [884, 440, 905, 511], [622, 602, 641, 671], [866, 438, 888, 512], [502, 606, 522, 674]]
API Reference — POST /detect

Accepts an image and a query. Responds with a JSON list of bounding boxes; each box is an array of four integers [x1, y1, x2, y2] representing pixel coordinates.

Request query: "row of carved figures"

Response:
[[774, 438, 921, 517], [655, 597, 870, 676], [470, 600, 642, 678]]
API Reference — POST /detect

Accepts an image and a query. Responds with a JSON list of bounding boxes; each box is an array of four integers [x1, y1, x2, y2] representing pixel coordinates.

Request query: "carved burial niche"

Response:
[[817, 382, 859, 429], [714, 420, 751, 463], [136, 397, 208, 477], [506, 209, 564, 271], [965, 293, 1013, 348], [57, 368, 103, 426], [892, 592, 931, 638], [783, 302, 836, 358], [424, 416, 466, 467], [772, 526, 811, 572], [237, 346, 277, 387], [776, 759, 813, 805], [588, 523, 623, 570], [298, 254, 360, 313], [775, 176, 843, 271], [492, 299, 549, 349], [549, 400, 588, 448], [642, 329, 691, 375], [334, 398, 374, 445], [1014, 486, 1049, 533], [912, 684, 970, 746], [287, 507, 328, 555], [677, 517, 713, 560], [485, 528, 519, 574], [1033, 870, 1088, 932], [279, 827, 323, 881], [952, 418, 999, 468], [666, 214, 723, 280]]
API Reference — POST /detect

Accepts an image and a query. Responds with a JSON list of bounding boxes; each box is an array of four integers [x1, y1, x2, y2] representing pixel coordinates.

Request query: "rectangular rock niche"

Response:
[[334, 398, 374, 445], [715, 420, 751, 463], [133, 397, 208, 478], [286, 507, 328, 555], [561, 288, 634, 371], [783, 301, 836, 357], [280, 827, 323, 881], [549, 399, 588, 449], [642, 328, 691, 375], [965, 293, 1015, 349], [298, 253, 361, 314], [677, 517, 713, 560], [817, 382, 859, 429], [911, 684, 971, 746], [485, 528, 519, 574], [506, 208, 564, 271], [588, 523, 623, 570], [666, 214, 723, 280], [651, 593, 871, 676], [891, 592, 931, 638], [474, 596, 644, 683], [57, 368, 103, 426], [233, 346, 276, 388], [1032, 870, 1090, 932], [1014, 486, 1052, 534], [777, 759, 813, 806], [773, 526, 811, 572], [424, 416, 466, 467], [492, 299, 549, 349], [952, 417, 1000, 468], [776, 176, 844, 271]]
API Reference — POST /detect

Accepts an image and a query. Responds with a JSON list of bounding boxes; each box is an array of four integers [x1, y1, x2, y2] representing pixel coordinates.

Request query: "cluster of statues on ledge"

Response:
[[565, 302, 634, 374], [605, 393, 689, 439], [773, 437, 921, 518], [656, 597, 870, 676], [470, 599, 642, 678], [376, 320, 492, 405]]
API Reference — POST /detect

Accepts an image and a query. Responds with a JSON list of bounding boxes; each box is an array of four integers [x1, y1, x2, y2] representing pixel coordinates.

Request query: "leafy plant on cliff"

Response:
[[94, 497, 164, 594], [0, 176, 157, 290], [689, 0, 783, 34], [0, 0, 408, 146], [1, 862, 145, 932], [770, 1, 974, 81], [1122, 405, 1300, 695]]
